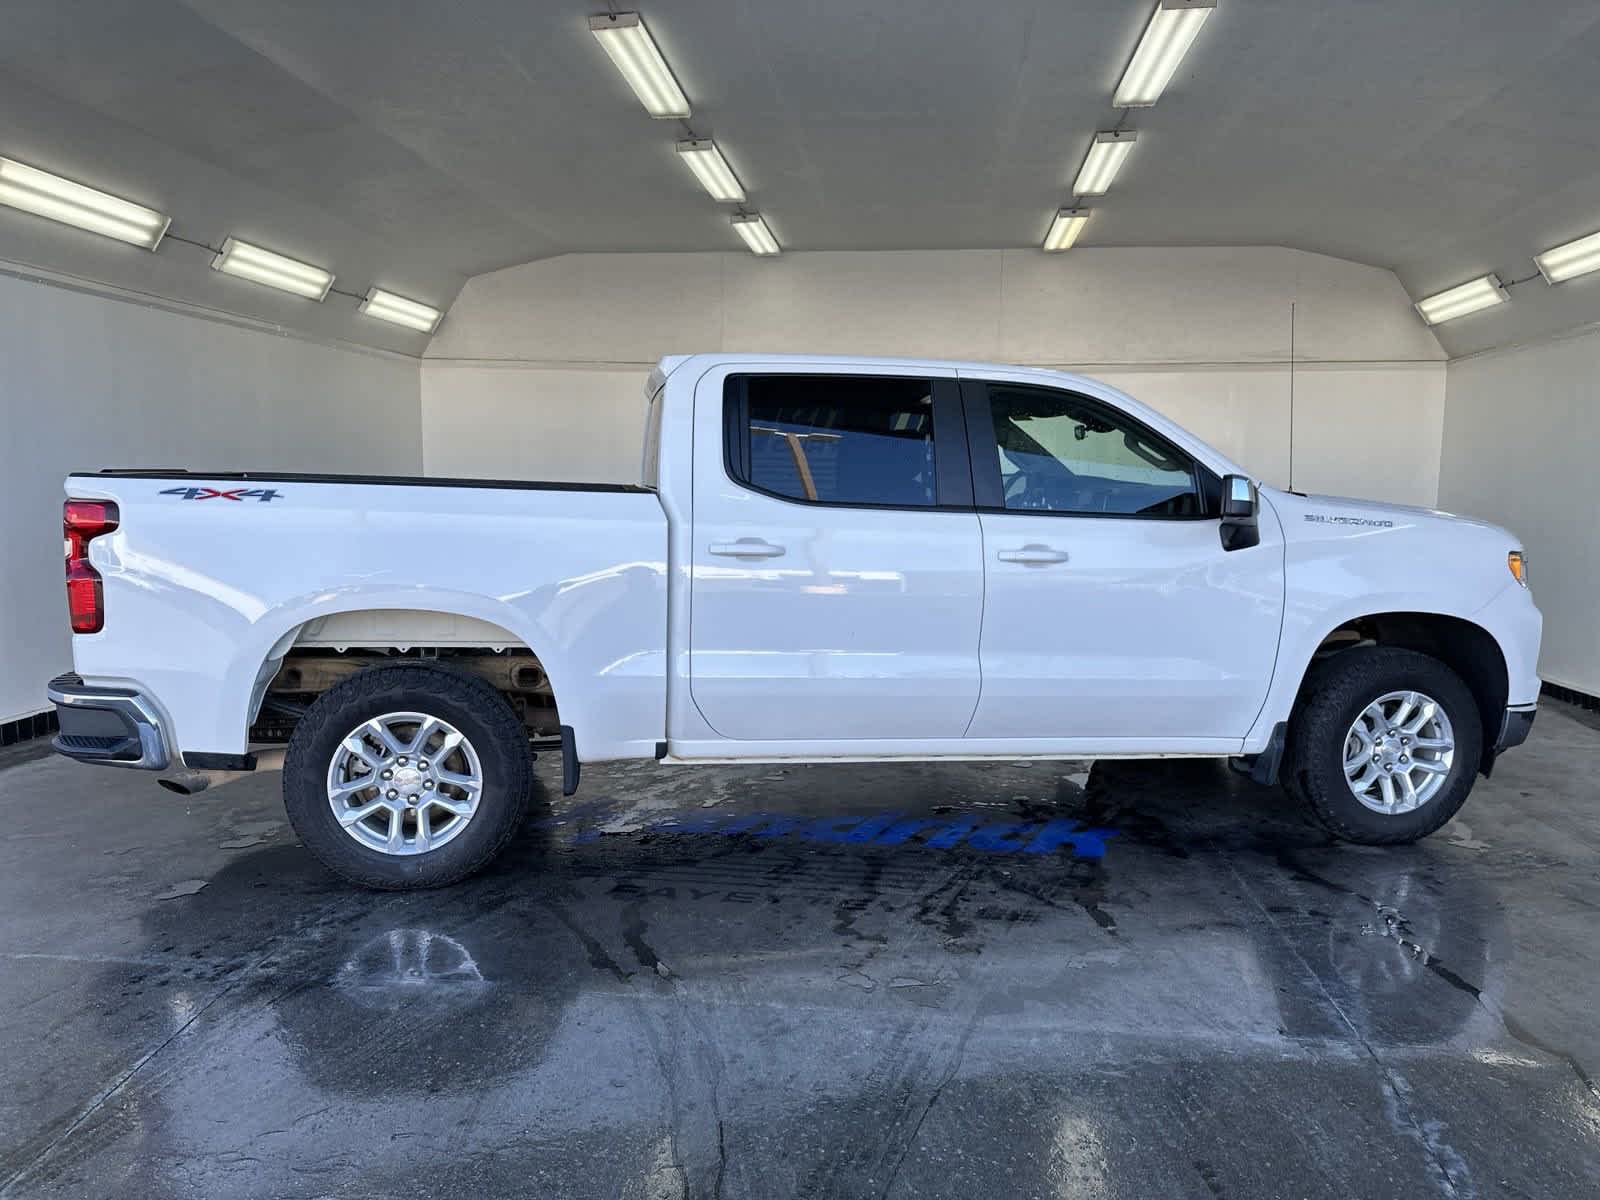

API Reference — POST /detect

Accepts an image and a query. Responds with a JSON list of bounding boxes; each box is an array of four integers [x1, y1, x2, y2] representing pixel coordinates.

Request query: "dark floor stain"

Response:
[[621, 899, 665, 976], [1194, 1158, 1227, 1198], [833, 854, 888, 944], [544, 899, 630, 982], [1070, 882, 1119, 936], [914, 862, 978, 946]]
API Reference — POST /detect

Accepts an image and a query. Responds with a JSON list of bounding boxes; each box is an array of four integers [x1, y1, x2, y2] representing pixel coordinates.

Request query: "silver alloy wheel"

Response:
[[326, 711, 483, 856], [1342, 690, 1455, 815]]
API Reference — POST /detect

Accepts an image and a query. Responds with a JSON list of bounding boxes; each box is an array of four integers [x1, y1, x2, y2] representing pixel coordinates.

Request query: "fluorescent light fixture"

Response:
[[360, 287, 443, 333], [0, 157, 169, 249], [1114, 0, 1217, 108], [588, 12, 690, 119], [677, 139, 746, 203], [211, 237, 333, 300], [1535, 229, 1600, 284], [731, 212, 780, 256], [1414, 274, 1508, 325], [1074, 131, 1138, 197], [1042, 208, 1091, 252]]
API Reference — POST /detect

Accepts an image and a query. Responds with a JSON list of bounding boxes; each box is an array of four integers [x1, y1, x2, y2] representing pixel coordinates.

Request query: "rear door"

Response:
[[688, 365, 984, 741], [962, 375, 1284, 741]]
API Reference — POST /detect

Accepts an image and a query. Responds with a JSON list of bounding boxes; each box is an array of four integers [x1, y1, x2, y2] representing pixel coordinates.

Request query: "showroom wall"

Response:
[[1439, 330, 1600, 697], [4, 245, 1507, 726], [0, 269, 422, 724], [421, 246, 1447, 504]]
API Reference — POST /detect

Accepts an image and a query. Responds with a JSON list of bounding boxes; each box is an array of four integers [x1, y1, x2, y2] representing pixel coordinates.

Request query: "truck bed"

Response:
[[64, 468, 669, 763]]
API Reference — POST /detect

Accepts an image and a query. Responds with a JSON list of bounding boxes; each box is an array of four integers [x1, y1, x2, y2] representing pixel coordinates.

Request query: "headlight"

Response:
[[1507, 551, 1529, 587]]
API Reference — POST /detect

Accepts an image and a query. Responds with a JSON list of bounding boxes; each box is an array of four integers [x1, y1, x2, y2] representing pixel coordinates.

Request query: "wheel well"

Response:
[[249, 610, 560, 745], [1303, 612, 1507, 770]]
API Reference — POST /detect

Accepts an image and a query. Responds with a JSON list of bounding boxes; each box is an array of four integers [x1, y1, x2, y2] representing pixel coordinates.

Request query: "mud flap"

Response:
[[1229, 721, 1287, 787], [560, 724, 580, 796]]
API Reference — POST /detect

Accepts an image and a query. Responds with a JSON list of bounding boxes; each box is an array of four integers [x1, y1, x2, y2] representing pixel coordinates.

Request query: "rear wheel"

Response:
[[1283, 647, 1482, 845], [283, 664, 532, 889]]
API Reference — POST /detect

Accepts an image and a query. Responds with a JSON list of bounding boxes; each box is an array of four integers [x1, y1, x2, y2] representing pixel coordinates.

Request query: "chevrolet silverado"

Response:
[[47, 354, 1541, 888]]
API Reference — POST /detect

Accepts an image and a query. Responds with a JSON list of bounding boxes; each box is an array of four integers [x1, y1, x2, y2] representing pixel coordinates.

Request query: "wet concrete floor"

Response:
[[2, 703, 1598, 1199]]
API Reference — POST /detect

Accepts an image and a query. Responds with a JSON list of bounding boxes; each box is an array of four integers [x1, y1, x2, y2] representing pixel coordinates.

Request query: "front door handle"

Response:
[[709, 538, 786, 559], [996, 544, 1069, 565]]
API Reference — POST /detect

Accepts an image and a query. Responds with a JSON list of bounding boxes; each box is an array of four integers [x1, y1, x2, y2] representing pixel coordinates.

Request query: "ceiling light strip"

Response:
[[211, 237, 334, 300], [360, 287, 443, 333], [589, 12, 691, 119], [1114, 0, 1217, 108], [1073, 131, 1138, 197], [1535, 229, 1600, 284], [677, 139, 746, 203], [1414, 274, 1508, 325], [0, 157, 169, 250], [731, 213, 780, 256], [1042, 208, 1091, 252]]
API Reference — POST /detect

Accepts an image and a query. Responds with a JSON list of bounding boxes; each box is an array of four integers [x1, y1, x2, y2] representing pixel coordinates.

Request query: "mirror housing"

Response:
[[1219, 474, 1260, 550], [1221, 473, 1256, 518]]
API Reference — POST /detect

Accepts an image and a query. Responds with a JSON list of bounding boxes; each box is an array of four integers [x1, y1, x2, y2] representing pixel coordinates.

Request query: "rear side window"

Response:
[[726, 375, 937, 507]]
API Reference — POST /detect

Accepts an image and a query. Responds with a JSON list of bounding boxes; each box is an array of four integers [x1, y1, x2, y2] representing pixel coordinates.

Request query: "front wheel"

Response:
[[283, 664, 533, 889], [1283, 647, 1482, 845]]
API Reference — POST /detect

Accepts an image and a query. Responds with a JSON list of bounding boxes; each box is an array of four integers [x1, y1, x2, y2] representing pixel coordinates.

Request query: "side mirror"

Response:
[[1219, 474, 1260, 551], [1221, 473, 1256, 518]]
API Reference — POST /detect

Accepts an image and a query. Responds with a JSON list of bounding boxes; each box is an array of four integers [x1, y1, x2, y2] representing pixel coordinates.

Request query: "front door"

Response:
[[688, 367, 984, 741], [963, 377, 1284, 742]]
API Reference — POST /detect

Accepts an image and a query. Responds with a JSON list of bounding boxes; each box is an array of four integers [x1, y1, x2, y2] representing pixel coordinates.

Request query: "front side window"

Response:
[[731, 375, 937, 507], [987, 386, 1202, 516]]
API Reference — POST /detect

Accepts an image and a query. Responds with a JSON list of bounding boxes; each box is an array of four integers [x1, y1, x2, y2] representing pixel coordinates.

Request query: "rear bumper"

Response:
[[46, 673, 171, 770]]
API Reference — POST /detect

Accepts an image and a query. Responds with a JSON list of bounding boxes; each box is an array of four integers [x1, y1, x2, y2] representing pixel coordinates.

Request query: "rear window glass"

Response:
[[729, 375, 937, 507]]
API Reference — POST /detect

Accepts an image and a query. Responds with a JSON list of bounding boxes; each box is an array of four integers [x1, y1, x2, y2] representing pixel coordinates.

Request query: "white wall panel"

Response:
[[421, 365, 647, 482], [720, 250, 1001, 360], [423, 246, 1443, 503], [1288, 363, 1446, 508], [999, 248, 1295, 365], [0, 273, 421, 723], [1440, 334, 1600, 695]]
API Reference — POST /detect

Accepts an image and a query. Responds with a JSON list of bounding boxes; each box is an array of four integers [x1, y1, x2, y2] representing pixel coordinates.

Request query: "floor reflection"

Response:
[[12, 741, 1588, 1199]]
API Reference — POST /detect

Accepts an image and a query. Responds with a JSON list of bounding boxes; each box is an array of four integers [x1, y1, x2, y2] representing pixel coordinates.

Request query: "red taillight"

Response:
[[64, 499, 118, 634]]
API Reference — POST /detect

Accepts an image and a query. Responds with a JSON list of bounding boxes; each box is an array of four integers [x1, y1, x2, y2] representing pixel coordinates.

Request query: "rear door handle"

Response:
[[996, 544, 1069, 565], [709, 538, 786, 559]]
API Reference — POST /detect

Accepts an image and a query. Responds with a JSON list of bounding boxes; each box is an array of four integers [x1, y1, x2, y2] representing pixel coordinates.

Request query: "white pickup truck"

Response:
[[48, 353, 1542, 888]]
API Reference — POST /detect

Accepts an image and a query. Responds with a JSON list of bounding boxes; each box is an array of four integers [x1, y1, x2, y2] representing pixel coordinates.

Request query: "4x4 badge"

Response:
[[160, 486, 282, 502]]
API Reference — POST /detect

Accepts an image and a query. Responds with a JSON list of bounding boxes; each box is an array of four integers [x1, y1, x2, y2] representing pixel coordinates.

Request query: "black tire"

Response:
[[1282, 647, 1482, 845], [283, 664, 532, 889]]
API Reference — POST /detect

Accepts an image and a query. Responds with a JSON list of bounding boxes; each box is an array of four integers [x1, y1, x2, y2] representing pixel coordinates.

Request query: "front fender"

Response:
[[1245, 490, 1534, 750]]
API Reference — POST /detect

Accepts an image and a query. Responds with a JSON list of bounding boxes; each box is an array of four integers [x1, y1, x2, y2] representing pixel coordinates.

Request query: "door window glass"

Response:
[[733, 376, 937, 507], [988, 386, 1201, 516]]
